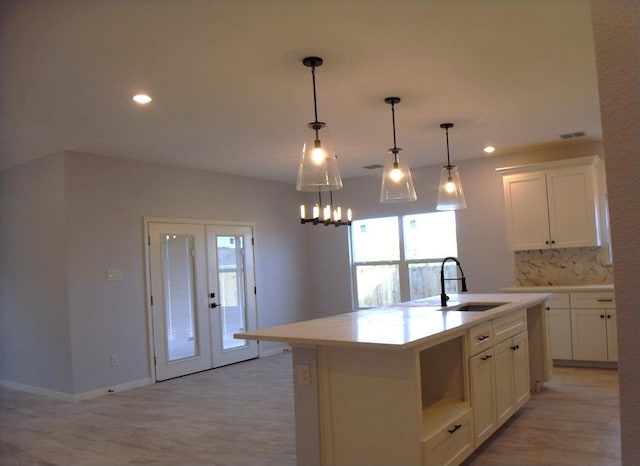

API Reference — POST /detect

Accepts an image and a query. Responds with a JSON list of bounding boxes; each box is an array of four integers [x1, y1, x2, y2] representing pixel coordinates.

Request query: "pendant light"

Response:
[[380, 97, 417, 203], [296, 56, 343, 192], [297, 56, 351, 227], [436, 123, 467, 210]]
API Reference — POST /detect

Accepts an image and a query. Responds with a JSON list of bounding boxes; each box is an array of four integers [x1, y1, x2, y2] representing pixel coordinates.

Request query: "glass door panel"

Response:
[[162, 234, 198, 361], [216, 235, 247, 350], [207, 225, 258, 367], [148, 223, 211, 381]]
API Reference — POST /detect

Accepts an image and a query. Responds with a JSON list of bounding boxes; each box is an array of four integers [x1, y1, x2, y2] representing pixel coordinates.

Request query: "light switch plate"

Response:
[[107, 269, 123, 281]]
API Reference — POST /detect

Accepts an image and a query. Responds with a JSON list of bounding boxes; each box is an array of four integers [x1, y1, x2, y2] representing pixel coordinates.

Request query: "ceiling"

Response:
[[0, 0, 601, 184]]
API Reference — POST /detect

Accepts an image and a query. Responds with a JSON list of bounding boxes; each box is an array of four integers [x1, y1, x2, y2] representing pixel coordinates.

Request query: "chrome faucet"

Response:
[[440, 256, 468, 306]]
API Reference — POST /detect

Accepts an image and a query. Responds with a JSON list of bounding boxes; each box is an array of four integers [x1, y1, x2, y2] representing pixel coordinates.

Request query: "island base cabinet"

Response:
[[495, 331, 531, 426], [304, 334, 471, 466], [469, 348, 497, 447], [422, 408, 474, 466], [494, 338, 516, 425]]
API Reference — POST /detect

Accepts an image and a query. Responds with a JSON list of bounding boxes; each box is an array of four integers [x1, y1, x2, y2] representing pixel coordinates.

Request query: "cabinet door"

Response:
[[606, 310, 617, 361], [503, 171, 550, 250], [511, 331, 531, 409], [571, 308, 608, 361], [547, 308, 573, 359], [546, 165, 599, 248], [494, 339, 515, 427], [469, 349, 497, 447]]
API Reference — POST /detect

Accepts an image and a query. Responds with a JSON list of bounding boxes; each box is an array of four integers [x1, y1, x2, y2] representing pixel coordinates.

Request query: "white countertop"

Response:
[[503, 284, 614, 293], [235, 292, 550, 350]]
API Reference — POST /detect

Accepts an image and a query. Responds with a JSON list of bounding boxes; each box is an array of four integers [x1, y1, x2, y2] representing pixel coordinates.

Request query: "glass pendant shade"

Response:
[[436, 165, 467, 210], [296, 122, 343, 192], [380, 151, 417, 202]]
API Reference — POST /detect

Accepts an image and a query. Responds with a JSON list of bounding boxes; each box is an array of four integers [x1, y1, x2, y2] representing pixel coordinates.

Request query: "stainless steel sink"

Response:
[[447, 302, 508, 312]]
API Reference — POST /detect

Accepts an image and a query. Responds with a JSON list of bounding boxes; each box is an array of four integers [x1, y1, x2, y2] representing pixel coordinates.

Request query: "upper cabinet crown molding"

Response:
[[495, 155, 600, 175], [499, 157, 601, 251]]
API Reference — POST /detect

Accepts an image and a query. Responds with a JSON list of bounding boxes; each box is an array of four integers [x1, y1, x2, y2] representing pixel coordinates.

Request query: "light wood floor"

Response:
[[0, 352, 620, 465]]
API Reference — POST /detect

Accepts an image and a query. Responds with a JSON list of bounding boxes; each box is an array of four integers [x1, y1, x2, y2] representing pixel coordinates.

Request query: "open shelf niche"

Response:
[[418, 335, 470, 438]]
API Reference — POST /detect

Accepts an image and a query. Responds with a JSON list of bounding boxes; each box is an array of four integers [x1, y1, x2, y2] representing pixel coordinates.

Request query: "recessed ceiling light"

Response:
[[132, 94, 152, 104], [483, 146, 496, 154]]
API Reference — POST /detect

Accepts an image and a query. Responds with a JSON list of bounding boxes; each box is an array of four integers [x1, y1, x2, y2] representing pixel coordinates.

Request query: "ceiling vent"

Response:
[[363, 164, 384, 169], [560, 131, 586, 139]]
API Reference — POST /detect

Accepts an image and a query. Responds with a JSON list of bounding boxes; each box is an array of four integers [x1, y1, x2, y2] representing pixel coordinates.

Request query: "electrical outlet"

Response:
[[296, 364, 311, 385], [110, 353, 119, 367]]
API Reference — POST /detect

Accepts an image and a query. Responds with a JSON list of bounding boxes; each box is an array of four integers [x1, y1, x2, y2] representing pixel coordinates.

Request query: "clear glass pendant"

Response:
[[380, 151, 417, 203], [436, 165, 466, 210], [296, 122, 343, 192]]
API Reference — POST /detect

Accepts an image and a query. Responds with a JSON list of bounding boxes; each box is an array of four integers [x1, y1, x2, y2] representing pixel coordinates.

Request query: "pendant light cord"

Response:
[[390, 100, 400, 163], [445, 126, 452, 168], [311, 65, 319, 122], [391, 102, 398, 151], [310, 65, 320, 141]]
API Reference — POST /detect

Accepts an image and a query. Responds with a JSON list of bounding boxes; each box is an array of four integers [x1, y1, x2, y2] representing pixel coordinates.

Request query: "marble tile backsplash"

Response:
[[514, 247, 614, 286]]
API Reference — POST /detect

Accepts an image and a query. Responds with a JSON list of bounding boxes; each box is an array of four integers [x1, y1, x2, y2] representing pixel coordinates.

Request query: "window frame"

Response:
[[350, 212, 458, 310]]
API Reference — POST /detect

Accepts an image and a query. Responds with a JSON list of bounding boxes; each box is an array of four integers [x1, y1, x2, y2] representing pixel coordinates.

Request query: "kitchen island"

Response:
[[235, 293, 551, 466]]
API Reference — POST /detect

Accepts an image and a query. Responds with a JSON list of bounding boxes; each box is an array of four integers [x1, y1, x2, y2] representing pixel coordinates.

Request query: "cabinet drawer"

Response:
[[547, 292, 570, 308], [422, 408, 474, 466], [468, 322, 493, 356], [571, 292, 615, 308], [493, 309, 527, 344]]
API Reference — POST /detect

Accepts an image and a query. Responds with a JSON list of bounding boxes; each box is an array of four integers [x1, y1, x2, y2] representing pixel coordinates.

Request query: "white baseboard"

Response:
[[72, 378, 152, 402], [0, 377, 152, 402], [0, 379, 75, 401]]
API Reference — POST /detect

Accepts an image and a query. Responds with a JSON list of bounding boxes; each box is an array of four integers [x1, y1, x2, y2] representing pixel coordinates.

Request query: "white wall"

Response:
[[1, 151, 311, 395], [592, 2, 640, 463], [306, 140, 606, 319], [0, 153, 74, 393]]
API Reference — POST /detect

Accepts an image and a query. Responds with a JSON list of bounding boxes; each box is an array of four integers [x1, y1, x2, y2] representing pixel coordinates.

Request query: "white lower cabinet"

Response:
[[468, 309, 530, 449], [508, 290, 617, 365], [571, 307, 617, 361], [469, 348, 497, 446], [546, 293, 573, 359]]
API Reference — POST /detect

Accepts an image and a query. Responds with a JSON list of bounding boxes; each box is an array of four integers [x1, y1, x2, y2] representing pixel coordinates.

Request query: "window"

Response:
[[351, 212, 459, 309]]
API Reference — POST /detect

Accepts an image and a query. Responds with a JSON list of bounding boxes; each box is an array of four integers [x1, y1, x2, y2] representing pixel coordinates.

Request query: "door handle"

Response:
[[210, 303, 219, 309]]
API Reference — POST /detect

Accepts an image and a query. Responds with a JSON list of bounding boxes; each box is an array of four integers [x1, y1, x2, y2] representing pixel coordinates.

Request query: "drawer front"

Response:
[[493, 308, 527, 344], [547, 292, 570, 308], [422, 408, 474, 466], [468, 323, 493, 356], [571, 292, 615, 308]]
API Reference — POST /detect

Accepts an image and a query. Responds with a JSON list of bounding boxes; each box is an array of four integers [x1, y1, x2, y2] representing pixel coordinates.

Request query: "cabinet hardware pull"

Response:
[[597, 299, 613, 302], [600, 314, 605, 319], [477, 335, 489, 341], [481, 355, 492, 361], [607, 314, 612, 319], [447, 424, 462, 434], [511, 344, 520, 351]]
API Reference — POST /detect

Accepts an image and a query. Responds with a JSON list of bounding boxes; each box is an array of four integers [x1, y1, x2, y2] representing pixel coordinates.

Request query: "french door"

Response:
[[147, 221, 258, 381]]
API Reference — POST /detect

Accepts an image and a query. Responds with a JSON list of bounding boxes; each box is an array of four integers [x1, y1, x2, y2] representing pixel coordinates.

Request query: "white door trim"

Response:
[[143, 216, 259, 383]]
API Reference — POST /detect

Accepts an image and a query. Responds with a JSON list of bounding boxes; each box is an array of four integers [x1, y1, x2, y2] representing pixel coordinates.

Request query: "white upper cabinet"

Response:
[[500, 157, 601, 251]]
